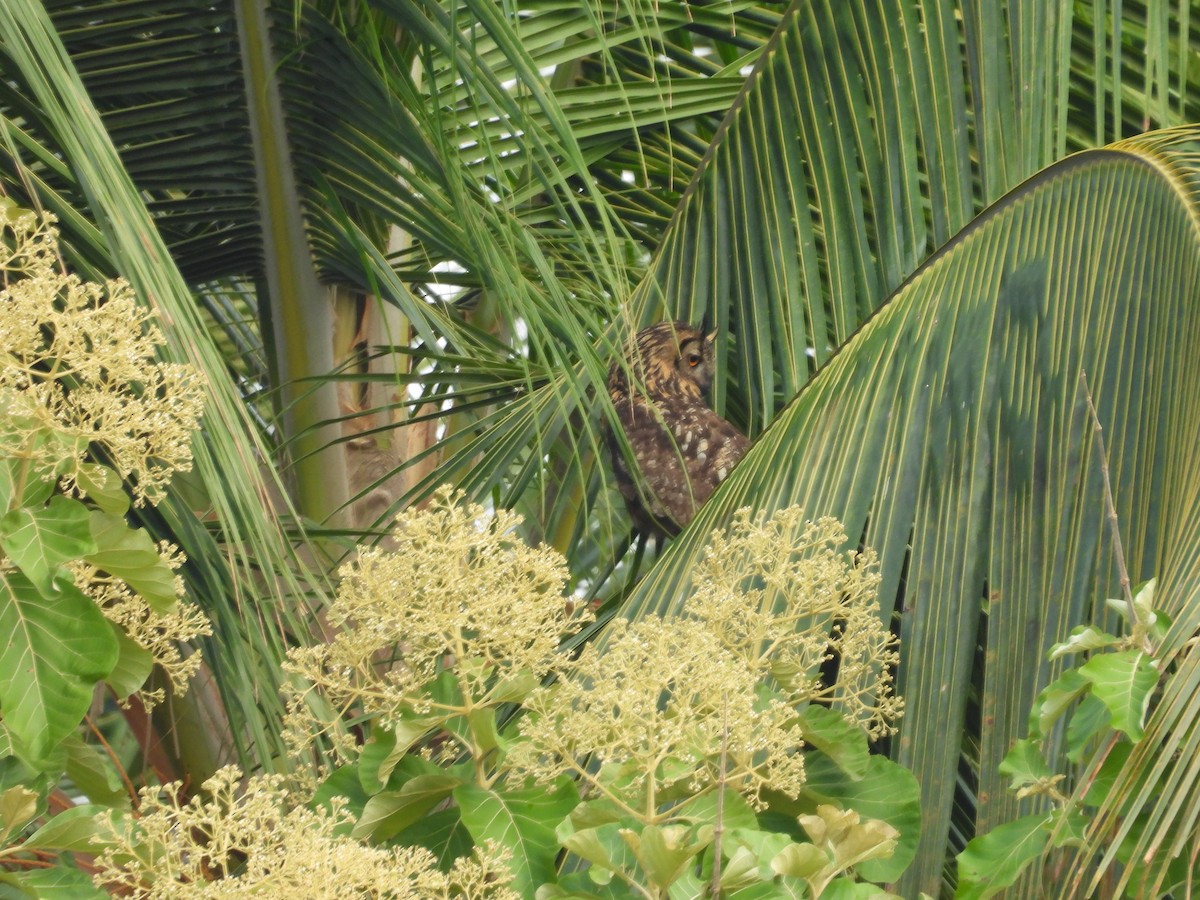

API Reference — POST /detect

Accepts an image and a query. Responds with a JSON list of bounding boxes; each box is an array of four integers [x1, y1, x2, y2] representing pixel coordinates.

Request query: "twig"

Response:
[[709, 692, 728, 899], [1078, 371, 1140, 637]]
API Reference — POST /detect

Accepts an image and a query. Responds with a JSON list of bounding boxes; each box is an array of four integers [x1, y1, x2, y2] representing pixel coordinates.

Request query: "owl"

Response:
[[607, 321, 751, 537]]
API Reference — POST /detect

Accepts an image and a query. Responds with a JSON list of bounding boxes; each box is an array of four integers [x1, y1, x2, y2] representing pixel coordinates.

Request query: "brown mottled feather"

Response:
[[606, 321, 751, 536]]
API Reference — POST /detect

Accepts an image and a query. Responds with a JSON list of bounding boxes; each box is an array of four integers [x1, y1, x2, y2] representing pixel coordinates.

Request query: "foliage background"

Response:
[[4, 0, 1200, 895]]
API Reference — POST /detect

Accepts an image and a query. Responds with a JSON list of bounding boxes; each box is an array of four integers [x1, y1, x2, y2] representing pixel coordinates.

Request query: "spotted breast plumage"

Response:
[[606, 321, 751, 536]]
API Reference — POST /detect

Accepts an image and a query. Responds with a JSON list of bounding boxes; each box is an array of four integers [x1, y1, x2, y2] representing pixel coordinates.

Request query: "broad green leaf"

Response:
[[717, 843, 768, 891], [3, 863, 108, 899], [60, 733, 128, 809], [770, 841, 827, 879], [558, 820, 627, 879], [1065, 692, 1112, 763], [797, 706, 870, 780], [0, 785, 38, 843], [1048, 625, 1120, 660], [455, 778, 580, 896], [467, 707, 502, 755], [1078, 650, 1158, 741], [799, 753, 920, 884], [0, 496, 94, 593], [997, 740, 1052, 792], [74, 464, 129, 516], [822, 880, 905, 900], [1029, 668, 1091, 739], [620, 823, 707, 890], [85, 511, 177, 613], [20, 804, 107, 852], [567, 797, 628, 831], [103, 625, 154, 702], [1082, 741, 1132, 808], [312, 765, 370, 833], [389, 711, 447, 760], [359, 724, 400, 794], [488, 671, 540, 704], [955, 813, 1052, 900], [0, 454, 50, 514], [797, 805, 898, 872], [722, 827, 800, 883], [718, 879, 809, 900], [0, 418, 84, 515], [352, 774, 461, 842], [671, 788, 758, 832], [0, 570, 118, 759]]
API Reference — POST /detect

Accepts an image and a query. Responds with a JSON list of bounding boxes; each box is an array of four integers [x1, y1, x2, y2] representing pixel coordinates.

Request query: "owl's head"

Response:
[[623, 320, 718, 400]]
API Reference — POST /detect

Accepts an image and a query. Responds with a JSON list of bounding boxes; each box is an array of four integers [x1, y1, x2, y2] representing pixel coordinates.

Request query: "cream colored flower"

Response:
[[687, 508, 902, 738], [0, 210, 204, 507], [508, 616, 807, 814], [283, 486, 590, 764], [92, 767, 517, 899]]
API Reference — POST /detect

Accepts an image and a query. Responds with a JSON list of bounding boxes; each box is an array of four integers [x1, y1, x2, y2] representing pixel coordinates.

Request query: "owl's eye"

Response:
[[687, 353, 701, 367]]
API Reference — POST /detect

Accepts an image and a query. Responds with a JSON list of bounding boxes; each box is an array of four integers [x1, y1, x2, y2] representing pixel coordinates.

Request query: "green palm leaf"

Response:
[[627, 129, 1200, 893], [608, 0, 1200, 889]]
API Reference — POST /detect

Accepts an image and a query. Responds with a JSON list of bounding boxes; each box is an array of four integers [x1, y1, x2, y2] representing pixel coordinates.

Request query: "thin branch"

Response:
[[1078, 371, 1141, 641], [709, 691, 728, 899]]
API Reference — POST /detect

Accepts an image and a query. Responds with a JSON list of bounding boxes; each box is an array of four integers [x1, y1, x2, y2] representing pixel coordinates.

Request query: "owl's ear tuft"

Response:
[[705, 326, 719, 345]]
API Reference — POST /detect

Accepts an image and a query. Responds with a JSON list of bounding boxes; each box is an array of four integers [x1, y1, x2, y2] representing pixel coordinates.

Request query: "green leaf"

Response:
[[671, 788, 759, 832], [717, 843, 769, 891], [84, 511, 177, 613], [1130, 579, 1166, 640], [797, 706, 870, 780], [0, 418, 83, 515], [955, 813, 1052, 900], [0, 570, 118, 760], [770, 841, 828, 879], [21, 804, 108, 852], [0, 496, 95, 593], [720, 879, 809, 900], [1065, 692, 1111, 763], [799, 753, 921, 883], [75, 464, 129, 516], [61, 733, 129, 809], [1078, 650, 1158, 741], [621, 823, 708, 890], [455, 778, 580, 896], [822, 879, 905, 899], [567, 797, 628, 831], [722, 827, 800, 883], [997, 740, 1052, 792], [797, 805, 899, 873], [353, 774, 461, 842], [468, 707, 502, 755], [558, 820, 629, 879], [0, 785, 38, 844], [488, 671, 540, 704], [359, 725, 400, 794], [1048, 625, 1120, 660], [3, 862, 108, 898], [312, 765, 369, 833], [1082, 741, 1132, 807], [103, 625, 154, 701], [388, 710, 447, 759], [1029, 668, 1091, 739]]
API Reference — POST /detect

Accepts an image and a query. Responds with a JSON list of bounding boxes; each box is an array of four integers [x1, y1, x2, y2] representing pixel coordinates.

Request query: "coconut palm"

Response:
[[3, 0, 1200, 894]]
